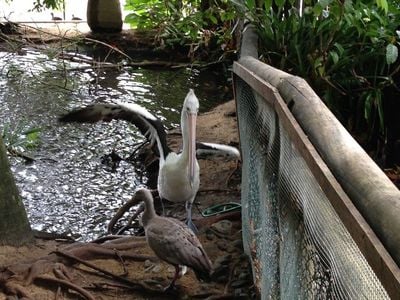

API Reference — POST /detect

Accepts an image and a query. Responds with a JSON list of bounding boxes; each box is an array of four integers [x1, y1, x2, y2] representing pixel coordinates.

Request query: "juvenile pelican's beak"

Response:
[[187, 112, 197, 188]]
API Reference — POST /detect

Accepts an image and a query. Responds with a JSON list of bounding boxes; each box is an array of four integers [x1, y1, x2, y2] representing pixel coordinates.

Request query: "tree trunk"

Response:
[[87, 0, 123, 33], [0, 136, 33, 246]]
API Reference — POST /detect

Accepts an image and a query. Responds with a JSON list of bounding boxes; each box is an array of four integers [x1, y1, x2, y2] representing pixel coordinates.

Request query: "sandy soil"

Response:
[[0, 100, 254, 300]]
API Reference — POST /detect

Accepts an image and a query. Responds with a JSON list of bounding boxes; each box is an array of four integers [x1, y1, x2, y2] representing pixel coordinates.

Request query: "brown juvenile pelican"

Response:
[[59, 89, 240, 232], [133, 188, 212, 290], [51, 12, 62, 21], [71, 14, 82, 21]]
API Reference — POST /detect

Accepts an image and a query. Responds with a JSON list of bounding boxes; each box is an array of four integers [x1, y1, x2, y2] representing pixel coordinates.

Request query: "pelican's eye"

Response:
[[186, 107, 198, 115]]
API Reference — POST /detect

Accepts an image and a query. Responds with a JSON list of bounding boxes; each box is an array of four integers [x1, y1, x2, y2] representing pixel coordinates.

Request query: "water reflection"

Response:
[[0, 48, 231, 241]]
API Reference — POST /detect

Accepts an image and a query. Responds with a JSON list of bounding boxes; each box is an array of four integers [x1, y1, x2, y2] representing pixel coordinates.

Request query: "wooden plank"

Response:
[[233, 61, 400, 298], [232, 73, 243, 160], [233, 62, 276, 106]]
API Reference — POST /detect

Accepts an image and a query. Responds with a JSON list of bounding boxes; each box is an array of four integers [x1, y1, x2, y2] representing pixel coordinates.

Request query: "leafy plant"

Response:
[[242, 0, 400, 165], [124, 0, 238, 58]]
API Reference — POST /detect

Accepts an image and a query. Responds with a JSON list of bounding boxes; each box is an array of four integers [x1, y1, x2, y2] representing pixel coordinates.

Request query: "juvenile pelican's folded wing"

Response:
[[196, 142, 240, 160], [59, 102, 171, 160], [146, 217, 212, 280]]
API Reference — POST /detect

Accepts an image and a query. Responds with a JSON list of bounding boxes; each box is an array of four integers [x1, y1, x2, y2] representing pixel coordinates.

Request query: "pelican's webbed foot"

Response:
[[163, 265, 181, 292], [163, 282, 178, 292]]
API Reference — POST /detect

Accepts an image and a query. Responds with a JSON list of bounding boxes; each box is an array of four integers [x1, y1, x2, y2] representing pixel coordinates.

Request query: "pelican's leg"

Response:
[[185, 201, 198, 233], [164, 265, 180, 291], [159, 197, 165, 216]]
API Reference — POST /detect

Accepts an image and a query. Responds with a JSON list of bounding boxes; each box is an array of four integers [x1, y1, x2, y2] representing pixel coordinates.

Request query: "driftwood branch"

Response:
[[6, 147, 35, 163], [54, 251, 174, 296], [35, 275, 96, 300], [54, 251, 146, 288]]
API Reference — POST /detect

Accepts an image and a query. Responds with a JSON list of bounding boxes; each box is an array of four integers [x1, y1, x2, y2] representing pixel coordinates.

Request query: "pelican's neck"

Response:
[[142, 195, 157, 227]]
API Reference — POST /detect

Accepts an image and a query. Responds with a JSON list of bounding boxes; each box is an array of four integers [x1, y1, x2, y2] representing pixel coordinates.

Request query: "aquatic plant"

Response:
[[1, 122, 41, 161]]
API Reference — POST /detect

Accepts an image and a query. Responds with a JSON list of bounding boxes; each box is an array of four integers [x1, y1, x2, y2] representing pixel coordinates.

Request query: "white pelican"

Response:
[[131, 188, 212, 290], [59, 89, 239, 231]]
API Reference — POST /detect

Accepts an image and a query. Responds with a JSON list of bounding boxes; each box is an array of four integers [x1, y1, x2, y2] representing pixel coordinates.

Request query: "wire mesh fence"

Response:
[[234, 75, 390, 299]]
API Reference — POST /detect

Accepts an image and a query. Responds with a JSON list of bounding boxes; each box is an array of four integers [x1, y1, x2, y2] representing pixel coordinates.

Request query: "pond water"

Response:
[[0, 47, 232, 241]]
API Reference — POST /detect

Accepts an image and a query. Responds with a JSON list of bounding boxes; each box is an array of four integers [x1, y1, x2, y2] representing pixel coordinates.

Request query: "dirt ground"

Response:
[[0, 100, 254, 300]]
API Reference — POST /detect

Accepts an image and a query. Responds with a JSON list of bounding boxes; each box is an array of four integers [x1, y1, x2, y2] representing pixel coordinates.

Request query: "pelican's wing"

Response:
[[59, 102, 171, 160], [146, 217, 212, 278], [196, 142, 240, 160]]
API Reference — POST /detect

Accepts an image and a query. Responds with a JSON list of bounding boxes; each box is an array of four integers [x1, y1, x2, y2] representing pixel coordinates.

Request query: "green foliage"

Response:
[[124, 0, 238, 56], [244, 0, 400, 148], [1, 122, 41, 154], [124, 0, 170, 29], [5, 0, 63, 11], [31, 0, 63, 11], [375, 0, 389, 13]]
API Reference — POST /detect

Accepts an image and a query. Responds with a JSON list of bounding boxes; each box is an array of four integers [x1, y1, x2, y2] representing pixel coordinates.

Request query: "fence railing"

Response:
[[234, 24, 400, 299]]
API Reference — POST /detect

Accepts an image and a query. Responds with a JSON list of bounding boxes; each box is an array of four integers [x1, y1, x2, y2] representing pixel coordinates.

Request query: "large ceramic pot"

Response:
[[87, 0, 123, 33]]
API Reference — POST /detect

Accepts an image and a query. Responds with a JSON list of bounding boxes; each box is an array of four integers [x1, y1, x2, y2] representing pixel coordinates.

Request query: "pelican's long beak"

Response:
[[187, 112, 197, 188]]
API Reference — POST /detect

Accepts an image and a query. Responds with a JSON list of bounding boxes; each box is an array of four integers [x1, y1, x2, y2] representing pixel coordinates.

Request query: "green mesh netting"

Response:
[[235, 76, 389, 299]]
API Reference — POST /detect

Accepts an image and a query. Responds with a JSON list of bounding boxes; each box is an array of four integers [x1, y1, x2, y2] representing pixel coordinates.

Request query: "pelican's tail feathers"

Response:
[[196, 142, 241, 160]]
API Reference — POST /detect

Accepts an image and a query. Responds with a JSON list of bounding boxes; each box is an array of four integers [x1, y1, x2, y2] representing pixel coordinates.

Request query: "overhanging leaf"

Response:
[[274, 0, 285, 8], [246, 0, 255, 10], [364, 93, 372, 122], [376, 90, 384, 133], [376, 0, 388, 14], [329, 51, 339, 65], [264, 0, 272, 10], [318, 0, 333, 9], [386, 44, 398, 65]]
